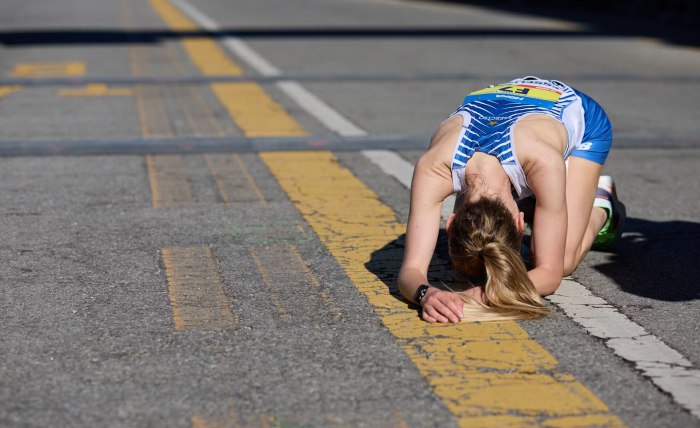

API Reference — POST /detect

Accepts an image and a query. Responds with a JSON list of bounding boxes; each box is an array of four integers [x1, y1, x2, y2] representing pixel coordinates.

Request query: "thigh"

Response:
[[564, 156, 603, 252]]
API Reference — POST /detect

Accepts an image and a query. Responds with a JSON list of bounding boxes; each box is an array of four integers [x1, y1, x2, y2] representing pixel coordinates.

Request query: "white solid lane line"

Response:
[[170, 0, 700, 419], [549, 280, 700, 417], [170, 0, 367, 137]]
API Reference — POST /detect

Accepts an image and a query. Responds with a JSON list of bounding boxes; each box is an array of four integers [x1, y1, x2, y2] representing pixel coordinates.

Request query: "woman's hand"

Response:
[[420, 288, 464, 323]]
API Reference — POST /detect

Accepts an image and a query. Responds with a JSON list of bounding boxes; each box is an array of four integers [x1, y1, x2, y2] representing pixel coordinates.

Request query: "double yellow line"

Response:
[[149, 1, 626, 426]]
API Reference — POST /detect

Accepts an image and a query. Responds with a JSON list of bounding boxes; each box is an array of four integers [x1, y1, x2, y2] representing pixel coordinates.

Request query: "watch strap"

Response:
[[414, 284, 431, 305]]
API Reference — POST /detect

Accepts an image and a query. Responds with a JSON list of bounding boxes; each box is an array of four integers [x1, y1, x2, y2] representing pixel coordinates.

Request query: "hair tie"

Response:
[[477, 249, 485, 261]]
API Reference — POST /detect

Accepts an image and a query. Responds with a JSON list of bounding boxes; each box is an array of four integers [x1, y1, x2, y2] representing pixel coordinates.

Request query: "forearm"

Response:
[[528, 266, 563, 296], [398, 266, 429, 304]]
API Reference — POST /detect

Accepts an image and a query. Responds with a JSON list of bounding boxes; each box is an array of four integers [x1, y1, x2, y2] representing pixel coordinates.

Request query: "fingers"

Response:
[[421, 311, 437, 323], [446, 297, 464, 320], [422, 292, 464, 323], [423, 305, 450, 323]]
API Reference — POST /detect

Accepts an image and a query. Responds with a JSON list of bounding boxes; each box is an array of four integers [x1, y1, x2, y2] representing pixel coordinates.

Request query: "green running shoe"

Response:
[[593, 175, 626, 249]]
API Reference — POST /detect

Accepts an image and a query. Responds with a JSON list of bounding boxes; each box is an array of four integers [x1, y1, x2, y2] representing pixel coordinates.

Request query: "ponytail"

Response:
[[449, 197, 549, 322]]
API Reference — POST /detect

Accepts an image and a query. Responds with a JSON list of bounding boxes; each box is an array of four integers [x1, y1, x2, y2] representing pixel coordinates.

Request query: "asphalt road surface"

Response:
[[1, 0, 699, 427]]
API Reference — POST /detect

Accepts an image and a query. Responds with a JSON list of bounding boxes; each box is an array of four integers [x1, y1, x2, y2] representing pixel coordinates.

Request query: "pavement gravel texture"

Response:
[[1, 0, 699, 426]]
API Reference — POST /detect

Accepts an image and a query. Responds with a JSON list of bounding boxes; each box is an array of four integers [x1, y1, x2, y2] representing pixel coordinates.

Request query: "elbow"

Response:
[[535, 267, 564, 297], [540, 282, 560, 297]]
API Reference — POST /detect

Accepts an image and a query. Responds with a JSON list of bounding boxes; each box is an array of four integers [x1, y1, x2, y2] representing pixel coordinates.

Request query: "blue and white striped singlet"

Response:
[[450, 76, 612, 199]]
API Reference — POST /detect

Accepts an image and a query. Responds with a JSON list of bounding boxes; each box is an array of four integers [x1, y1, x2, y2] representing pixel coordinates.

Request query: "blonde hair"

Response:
[[448, 197, 549, 322]]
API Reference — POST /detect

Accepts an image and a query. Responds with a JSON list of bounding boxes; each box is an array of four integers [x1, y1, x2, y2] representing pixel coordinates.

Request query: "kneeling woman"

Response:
[[398, 76, 624, 323]]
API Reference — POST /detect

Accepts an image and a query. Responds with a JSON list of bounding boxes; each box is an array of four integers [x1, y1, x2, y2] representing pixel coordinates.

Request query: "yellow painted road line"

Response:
[[146, 154, 194, 207], [161, 247, 236, 330], [0, 85, 21, 98], [9, 62, 85, 77], [204, 153, 266, 204], [260, 151, 626, 428], [149, 0, 307, 137], [57, 83, 133, 96], [208, 83, 307, 137]]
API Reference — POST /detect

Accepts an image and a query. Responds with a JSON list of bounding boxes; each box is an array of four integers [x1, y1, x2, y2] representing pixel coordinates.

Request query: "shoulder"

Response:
[[430, 114, 463, 149], [418, 114, 463, 172]]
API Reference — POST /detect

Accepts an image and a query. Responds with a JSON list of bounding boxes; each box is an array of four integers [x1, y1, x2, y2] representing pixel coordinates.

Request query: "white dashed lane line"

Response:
[[171, 0, 700, 418]]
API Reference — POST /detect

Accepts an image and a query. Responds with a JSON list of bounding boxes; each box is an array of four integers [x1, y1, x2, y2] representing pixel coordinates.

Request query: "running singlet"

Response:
[[450, 76, 612, 199]]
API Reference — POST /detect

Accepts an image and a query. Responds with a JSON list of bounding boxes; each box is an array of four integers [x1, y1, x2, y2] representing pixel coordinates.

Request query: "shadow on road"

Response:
[[366, 217, 700, 307], [593, 217, 700, 302], [0, 27, 660, 46], [438, 0, 699, 47], [0, 19, 697, 47], [364, 230, 472, 308]]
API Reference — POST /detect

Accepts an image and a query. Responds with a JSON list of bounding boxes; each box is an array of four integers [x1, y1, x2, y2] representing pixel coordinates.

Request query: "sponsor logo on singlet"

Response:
[[463, 84, 563, 109]]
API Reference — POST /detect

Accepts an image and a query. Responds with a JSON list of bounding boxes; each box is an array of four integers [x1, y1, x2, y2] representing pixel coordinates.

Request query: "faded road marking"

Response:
[[134, 85, 173, 138], [9, 62, 85, 77], [57, 83, 133, 96], [204, 153, 266, 204], [287, 243, 342, 321], [146, 154, 194, 207], [261, 151, 625, 427], [127, 45, 172, 138], [122, 0, 175, 139], [0, 85, 21, 98], [250, 244, 341, 322], [161, 247, 236, 330], [249, 247, 291, 322]]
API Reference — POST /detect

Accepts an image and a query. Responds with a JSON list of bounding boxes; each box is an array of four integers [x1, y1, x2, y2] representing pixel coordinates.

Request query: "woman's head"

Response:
[[446, 196, 549, 322]]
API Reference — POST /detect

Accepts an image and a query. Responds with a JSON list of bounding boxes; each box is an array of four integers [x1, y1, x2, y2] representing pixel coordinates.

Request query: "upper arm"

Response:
[[401, 154, 454, 277], [528, 151, 568, 292]]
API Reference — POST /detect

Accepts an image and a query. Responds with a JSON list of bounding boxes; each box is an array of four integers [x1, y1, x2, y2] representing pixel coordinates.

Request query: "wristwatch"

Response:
[[414, 284, 431, 305]]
